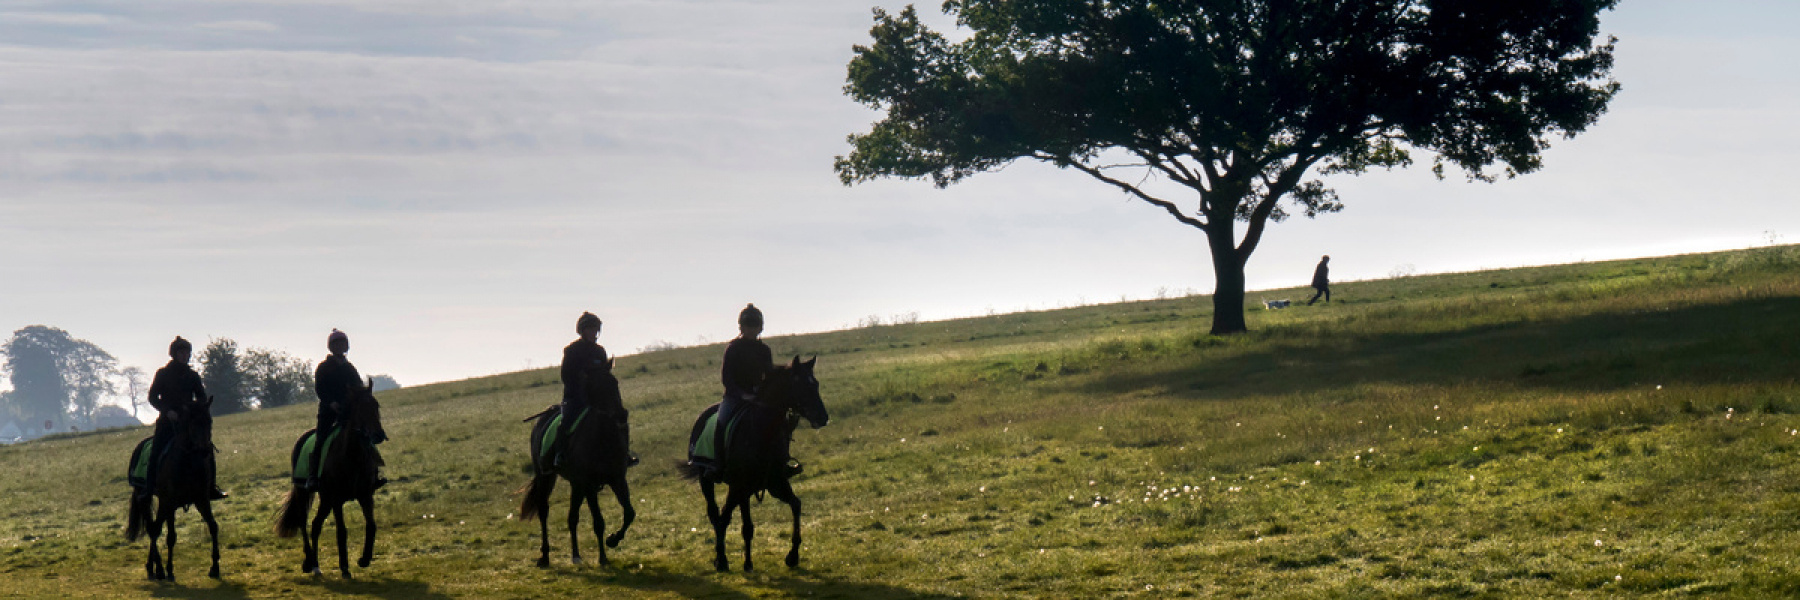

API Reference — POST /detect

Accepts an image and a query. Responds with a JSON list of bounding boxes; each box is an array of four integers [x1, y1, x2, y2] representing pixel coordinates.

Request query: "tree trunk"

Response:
[[1206, 222, 1248, 335]]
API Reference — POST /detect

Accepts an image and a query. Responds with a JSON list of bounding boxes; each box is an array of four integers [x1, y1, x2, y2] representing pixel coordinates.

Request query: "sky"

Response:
[[1, 0, 1796, 397]]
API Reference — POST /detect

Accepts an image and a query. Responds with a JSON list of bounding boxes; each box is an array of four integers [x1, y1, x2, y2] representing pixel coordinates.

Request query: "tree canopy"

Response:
[[838, 0, 1619, 333], [1, 326, 118, 427]]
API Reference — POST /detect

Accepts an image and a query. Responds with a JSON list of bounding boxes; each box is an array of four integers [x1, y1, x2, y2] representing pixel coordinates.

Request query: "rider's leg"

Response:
[[305, 415, 333, 490], [618, 417, 638, 467], [141, 419, 172, 498]]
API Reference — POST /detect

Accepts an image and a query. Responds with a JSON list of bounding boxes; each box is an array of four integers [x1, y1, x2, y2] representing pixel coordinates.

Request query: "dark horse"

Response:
[[678, 356, 829, 572], [518, 360, 635, 567], [125, 396, 221, 581], [274, 378, 387, 578]]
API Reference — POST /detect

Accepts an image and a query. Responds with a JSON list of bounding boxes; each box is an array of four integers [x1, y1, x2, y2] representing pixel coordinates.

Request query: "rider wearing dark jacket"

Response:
[[708, 304, 778, 475], [306, 329, 383, 490], [550, 311, 636, 469], [143, 336, 226, 499]]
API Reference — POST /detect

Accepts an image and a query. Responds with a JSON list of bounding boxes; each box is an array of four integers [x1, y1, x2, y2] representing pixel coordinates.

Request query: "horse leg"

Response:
[[333, 504, 353, 579], [768, 479, 803, 568], [585, 488, 608, 566], [162, 505, 178, 583], [604, 477, 634, 549], [144, 504, 164, 581], [535, 497, 552, 568], [737, 491, 756, 572], [566, 488, 584, 565], [195, 501, 222, 579], [306, 503, 330, 575], [357, 494, 376, 568], [703, 480, 729, 572]]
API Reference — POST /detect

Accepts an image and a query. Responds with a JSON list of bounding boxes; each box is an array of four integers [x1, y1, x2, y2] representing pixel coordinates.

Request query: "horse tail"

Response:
[[517, 474, 555, 521], [125, 491, 150, 542], [677, 461, 709, 482], [273, 432, 314, 537], [274, 486, 314, 538]]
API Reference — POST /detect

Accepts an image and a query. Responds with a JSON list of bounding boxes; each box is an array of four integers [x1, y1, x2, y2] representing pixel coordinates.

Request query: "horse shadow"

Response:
[[563, 564, 958, 599], [312, 575, 457, 600], [143, 580, 251, 600]]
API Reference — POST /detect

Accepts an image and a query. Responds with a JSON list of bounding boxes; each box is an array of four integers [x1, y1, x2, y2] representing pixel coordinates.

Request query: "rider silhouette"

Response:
[[550, 311, 637, 470], [143, 336, 226, 500], [306, 329, 385, 491], [704, 304, 799, 477]]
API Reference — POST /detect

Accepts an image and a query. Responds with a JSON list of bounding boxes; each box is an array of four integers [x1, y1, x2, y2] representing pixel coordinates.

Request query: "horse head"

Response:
[[784, 356, 828, 429], [347, 377, 387, 444], [179, 395, 215, 449]]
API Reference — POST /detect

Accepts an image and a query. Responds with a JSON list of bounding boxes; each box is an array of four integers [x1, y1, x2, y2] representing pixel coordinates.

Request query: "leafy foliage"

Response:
[[0, 325, 117, 427], [839, 0, 1620, 333], [200, 337, 249, 414], [242, 347, 315, 408]]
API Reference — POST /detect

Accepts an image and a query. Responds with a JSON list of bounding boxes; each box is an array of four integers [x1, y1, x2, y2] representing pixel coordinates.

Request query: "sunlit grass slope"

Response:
[[3, 246, 1799, 598]]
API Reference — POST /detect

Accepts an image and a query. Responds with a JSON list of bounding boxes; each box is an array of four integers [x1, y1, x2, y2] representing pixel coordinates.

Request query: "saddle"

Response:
[[292, 427, 347, 482], [536, 407, 590, 468]]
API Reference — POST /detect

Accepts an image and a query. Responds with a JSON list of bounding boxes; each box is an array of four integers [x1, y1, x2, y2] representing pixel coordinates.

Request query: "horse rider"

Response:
[[306, 329, 385, 491], [704, 303, 799, 477], [142, 336, 227, 500], [550, 311, 638, 471]]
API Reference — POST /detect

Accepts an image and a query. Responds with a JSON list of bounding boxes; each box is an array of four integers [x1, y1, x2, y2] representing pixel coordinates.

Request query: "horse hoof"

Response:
[[605, 534, 624, 549], [536, 557, 550, 569], [714, 559, 729, 572], [786, 554, 800, 568], [341, 571, 354, 580], [571, 557, 583, 566], [358, 557, 371, 568], [209, 567, 221, 579]]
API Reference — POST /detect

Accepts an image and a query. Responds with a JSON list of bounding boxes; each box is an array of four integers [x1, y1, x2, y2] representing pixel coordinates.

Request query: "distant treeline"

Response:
[[0, 326, 398, 439]]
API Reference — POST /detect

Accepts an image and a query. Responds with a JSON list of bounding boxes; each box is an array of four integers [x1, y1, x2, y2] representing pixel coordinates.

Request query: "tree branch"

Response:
[[1036, 152, 1209, 230]]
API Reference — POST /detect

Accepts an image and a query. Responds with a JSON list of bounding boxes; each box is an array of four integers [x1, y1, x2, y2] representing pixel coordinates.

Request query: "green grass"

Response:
[[4, 245, 1800, 598]]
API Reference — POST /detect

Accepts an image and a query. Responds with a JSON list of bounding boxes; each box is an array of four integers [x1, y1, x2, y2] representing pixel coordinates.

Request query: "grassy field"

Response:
[[3, 245, 1799, 598]]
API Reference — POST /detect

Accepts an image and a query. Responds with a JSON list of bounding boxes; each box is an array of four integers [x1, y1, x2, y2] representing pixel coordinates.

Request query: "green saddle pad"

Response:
[[691, 412, 743, 462], [128, 437, 153, 486], [537, 408, 589, 465], [294, 427, 345, 480]]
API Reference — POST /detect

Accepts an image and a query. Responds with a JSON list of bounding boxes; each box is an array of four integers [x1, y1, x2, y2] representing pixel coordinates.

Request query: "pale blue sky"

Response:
[[0, 0, 1795, 393]]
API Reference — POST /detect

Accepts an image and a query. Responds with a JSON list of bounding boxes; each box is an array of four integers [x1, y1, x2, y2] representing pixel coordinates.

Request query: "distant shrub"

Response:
[[636, 340, 681, 353]]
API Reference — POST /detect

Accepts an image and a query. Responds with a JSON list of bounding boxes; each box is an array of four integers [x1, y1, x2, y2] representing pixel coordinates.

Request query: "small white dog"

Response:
[[1261, 298, 1291, 309]]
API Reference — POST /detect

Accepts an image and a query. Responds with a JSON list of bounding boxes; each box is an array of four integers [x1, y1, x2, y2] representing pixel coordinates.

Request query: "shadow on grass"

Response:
[[270, 575, 459, 599], [1085, 295, 1800, 400], [143, 579, 252, 600], [559, 563, 959, 599]]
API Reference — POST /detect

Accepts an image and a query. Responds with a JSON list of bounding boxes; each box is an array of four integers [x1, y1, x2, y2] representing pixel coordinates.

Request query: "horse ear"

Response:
[[790, 355, 801, 368], [367, 376, 375, 390], [608, 358, 616, 370], [805, 356, 817, 366]]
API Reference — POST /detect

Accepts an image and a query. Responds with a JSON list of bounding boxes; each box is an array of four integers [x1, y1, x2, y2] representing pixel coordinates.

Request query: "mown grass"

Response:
[[2, 245, 1799, 598]]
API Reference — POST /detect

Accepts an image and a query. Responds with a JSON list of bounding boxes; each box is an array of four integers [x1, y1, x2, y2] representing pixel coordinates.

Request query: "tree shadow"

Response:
[[1083, 295, 1800, 399]]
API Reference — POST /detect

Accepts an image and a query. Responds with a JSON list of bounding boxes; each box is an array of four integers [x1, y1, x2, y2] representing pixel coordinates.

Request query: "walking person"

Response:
[[1308, 255, 1332, 305], [143, 336, 227, 500]]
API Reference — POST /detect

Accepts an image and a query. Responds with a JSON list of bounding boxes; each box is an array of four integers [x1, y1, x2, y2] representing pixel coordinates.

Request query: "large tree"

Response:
[[241, 347, 313, 409], [837, 0, 1620, 333], [200, 338, 249, 414], [1, 326, 119, 428]]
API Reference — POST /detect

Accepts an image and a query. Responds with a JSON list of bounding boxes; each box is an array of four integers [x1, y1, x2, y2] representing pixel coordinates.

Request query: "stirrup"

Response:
[[372, 476, 388, 490], [784, 460, 804, 478], [210, 487, 229, 500], [302, 477, 319, 491]]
